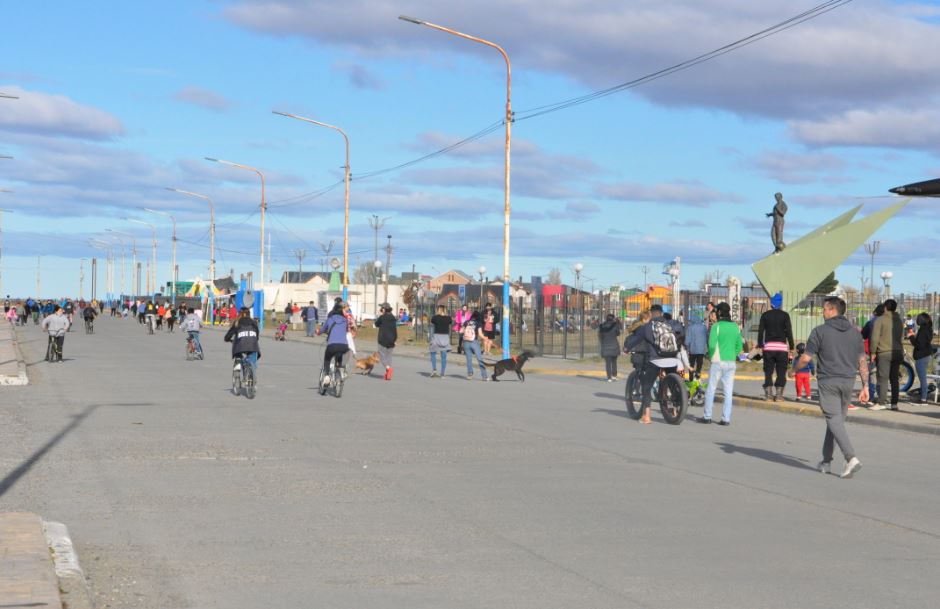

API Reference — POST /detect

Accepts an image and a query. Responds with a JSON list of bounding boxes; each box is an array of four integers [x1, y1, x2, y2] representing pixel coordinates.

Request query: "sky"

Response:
[[2, 0, 940, 299]]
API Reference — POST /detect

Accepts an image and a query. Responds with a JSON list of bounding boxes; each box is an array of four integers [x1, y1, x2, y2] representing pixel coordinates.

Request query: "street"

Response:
[[2, 316, 939, 609]]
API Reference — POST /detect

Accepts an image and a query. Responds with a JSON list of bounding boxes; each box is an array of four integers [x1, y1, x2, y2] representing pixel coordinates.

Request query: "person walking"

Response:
[[598, 314, 622, 382], [870, 298, 904, 410], [429, 305, 453, 378], [374, 303, 397, 380], [304, 301, 319, 337], [454, 304, 471, 354], [908, 312, 934, 404], [795, 296, 867, 478], [461, 311, 488, 381], [790, 342, 815, 401], [685, 315, 708, 380], [757, 292, 794, 401], [699, 302, 743, 426]]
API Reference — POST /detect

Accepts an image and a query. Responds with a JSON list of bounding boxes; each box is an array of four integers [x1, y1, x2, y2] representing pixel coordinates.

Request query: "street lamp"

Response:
[[373, 259, 383, 317], [574, 262, 583, 293], [89, 239, 114, 303], [166, 188, 215, 281], [144, 208, 177, 305], [106, 230, 137, 296], [400, 15, 513, 358], [105, 233, 127, 297], [205, 157, 266, 289], [478, 265, 487, 307], [881, 271, 893, 299], [0, 205, 13, 298], [126, 218, 157, 296], [273, 111, 351, 302]]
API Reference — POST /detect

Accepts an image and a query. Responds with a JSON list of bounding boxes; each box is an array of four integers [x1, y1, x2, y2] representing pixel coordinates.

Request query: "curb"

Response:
[[0, 324, 29, 386], [733, 395, 940, 437], [44, 521, 94, 609]]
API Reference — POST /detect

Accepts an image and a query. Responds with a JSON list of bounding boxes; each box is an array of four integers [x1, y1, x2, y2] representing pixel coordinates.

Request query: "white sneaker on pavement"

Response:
[[840, 457, 861, 478], [869, 404, 888, 411]]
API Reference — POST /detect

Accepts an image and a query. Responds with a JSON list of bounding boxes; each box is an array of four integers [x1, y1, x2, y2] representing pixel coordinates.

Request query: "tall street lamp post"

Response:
[[127, 218, 157, 296], [478, 265, 486, 308], [881, 271, 893, 299], [166, 188, 215, 281], [272, 111, 351, 302], [106, 233, 127, 297], [399, 15, 513, 357], [106, 230, 137, 297], [144, 208, 177, 305]]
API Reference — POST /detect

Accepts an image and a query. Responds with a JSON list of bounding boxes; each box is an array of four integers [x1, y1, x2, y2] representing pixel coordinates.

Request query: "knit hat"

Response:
[[770, 292, 783, 309]]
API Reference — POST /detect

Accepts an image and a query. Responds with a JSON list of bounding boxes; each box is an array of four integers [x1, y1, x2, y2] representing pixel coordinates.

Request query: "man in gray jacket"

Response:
[[869, 298, 904, 410], [796, 297, 868, 478]]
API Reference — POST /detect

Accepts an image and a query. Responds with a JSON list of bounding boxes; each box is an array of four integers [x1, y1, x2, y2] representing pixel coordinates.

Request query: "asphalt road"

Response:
[[1, 316, 938, 609]]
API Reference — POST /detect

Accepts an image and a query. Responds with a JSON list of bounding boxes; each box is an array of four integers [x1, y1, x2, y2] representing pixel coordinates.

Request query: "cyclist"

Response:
[[63, 299, 75, 331], [224, 307, 260, 376], [41, 305, 70, 361], [180, 307, 203, 355], [623, 304, 683, 424], [317, 300, 349, 386], [143, 300, 157, 333], [82, 302, 97, 332]]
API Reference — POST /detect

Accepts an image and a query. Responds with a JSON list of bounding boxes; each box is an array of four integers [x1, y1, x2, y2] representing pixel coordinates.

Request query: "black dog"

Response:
[[484, 350, 535, 382]]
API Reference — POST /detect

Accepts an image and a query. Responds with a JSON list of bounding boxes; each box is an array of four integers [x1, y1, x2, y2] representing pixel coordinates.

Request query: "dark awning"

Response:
[[889, 178, 940, 196]]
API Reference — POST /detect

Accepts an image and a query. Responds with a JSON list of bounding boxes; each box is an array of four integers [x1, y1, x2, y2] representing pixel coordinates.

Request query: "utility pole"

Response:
[[80, 259, 85, 300], [293, 249, 307, 277], [91, 258, 97, 300], [369, 215, 388, 289], [384, 234, 392, 305], [640, 265, 649, 291], [267, 232, 272, 287], [864, 241, 880, 292], [858, 266, 867, 294]]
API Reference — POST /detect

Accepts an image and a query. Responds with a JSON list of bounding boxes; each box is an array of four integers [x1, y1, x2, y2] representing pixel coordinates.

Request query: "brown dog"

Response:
[[355, 352, 381, 375], [483, 350, 535, 382]]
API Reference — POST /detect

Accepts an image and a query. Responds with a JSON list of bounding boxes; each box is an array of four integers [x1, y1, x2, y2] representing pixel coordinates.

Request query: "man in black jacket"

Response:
[[375, 304, 398, 381], [757, 293, 794, 401]]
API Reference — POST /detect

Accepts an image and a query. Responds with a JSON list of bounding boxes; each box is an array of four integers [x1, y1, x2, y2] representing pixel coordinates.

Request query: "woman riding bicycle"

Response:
[[317, 300, 349, 384], [224, 307, 260, 376], [623, 305, 682, 424]]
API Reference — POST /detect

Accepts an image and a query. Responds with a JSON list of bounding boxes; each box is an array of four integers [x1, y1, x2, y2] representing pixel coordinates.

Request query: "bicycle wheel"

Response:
[[659, 373, 689, 425], [690, 382, 706, 407], [318, 366, 328, 395], [624, 370, 643, 420], [196, 344, 204, 360], [900, 361, 915, 393], [45, 337, 53, 362], [185, 340, 193, 361], [243, 365, 256, 399], [333, 365, 344, 398], [232, 363, 242, 396]]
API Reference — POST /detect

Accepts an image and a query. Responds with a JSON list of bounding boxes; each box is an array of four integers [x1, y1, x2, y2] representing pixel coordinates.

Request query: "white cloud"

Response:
[[0, 85, 123, 140], [790, 107, 940, 152], [750, 150, 851, 184], [596, 179, 742, 206], [174, 86, 231, 112]]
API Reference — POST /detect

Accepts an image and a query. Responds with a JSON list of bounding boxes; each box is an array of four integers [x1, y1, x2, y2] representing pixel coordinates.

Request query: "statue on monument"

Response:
[[766, 192, 787, 253]]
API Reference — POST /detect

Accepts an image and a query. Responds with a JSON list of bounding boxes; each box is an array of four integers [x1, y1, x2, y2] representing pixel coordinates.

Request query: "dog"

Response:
[[483, 350, 535, 382], [354, 352, 381, 375]]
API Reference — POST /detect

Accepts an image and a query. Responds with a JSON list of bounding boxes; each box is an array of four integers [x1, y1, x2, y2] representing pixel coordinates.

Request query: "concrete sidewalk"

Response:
[[242, 325, 940, 436], [0, 513, 62, 609], [0, 321, 28, 385]]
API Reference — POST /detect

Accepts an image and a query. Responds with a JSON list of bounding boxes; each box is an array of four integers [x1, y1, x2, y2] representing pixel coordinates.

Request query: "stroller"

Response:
[[275, 322, 288, 341]]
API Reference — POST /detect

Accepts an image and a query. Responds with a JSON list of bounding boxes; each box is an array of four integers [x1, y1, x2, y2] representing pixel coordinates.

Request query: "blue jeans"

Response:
[[464, 341, 487, 379], [915, 355, 930, 399], [305, 320, 316, 337], [240, 352, 258, 376], [430, 350, 448, 375], [704, 360, 736, 422], [187, 331, 201, 352]]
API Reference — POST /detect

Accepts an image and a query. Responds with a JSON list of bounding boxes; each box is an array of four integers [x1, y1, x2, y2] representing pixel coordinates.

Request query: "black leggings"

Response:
[[603, 356, 618, 379], [763, 350, 789, 388], [324, 343, 349, 370], [689, 354, 705, 378]]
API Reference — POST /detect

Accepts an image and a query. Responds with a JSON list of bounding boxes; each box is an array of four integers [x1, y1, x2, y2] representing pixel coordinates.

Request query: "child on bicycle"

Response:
[[224, 307, 260, 376], [180, 307, 203, 355], [41, 305, 70, 361], [317, 301, 349, 385]]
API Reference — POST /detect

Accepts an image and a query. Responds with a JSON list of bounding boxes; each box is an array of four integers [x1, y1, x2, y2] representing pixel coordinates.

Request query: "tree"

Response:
[[811, 271, 839, 295], [352, 262, 376, 285], [547, 267, 562, 285]]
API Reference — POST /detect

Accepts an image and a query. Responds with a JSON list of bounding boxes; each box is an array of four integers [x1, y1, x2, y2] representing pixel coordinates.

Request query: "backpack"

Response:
[[463, 322, 477, 341], [650, 319, 679, 357]]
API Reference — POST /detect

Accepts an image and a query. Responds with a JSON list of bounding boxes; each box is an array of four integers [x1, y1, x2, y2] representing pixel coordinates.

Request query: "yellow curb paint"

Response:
[[528, 368, 764, 381]]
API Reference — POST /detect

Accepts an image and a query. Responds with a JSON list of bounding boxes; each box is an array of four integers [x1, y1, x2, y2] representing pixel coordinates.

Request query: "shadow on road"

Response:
[[593, 392, 622, 401], [0, 404, 99, 499], [715, 442, 815, 471], [591, 408, 630, 419]]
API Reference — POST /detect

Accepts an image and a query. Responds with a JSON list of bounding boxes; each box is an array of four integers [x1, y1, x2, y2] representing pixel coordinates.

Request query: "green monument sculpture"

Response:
[[752, 197, 910, 311]]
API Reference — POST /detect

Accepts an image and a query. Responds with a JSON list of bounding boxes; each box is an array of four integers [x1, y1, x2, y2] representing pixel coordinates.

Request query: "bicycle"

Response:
[[185, 334, 204, 361], [318, 352, 347, 398], [45, 335, 63, 363], [84, 319, 94, 334], [625, 365, 689, 424], [685, 376, 707, 407], [231, 354, 256, 399]]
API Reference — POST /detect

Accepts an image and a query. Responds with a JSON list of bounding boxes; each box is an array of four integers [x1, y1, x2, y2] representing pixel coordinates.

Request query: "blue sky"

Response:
[[2, 0, 940, 299]]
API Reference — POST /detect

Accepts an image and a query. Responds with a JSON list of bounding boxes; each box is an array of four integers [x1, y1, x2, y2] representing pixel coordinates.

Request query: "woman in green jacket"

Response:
[[699, 302, 743, 425]]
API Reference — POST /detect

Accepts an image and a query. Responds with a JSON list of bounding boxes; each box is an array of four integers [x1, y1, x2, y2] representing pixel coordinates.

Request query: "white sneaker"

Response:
[[430, 371, 439, 378], [817, 461, 831, 474], [869, 404, 888, 411], [607, 378, 613, 383], [322, 375, 331, 386], [840, 457, 861, 479]]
